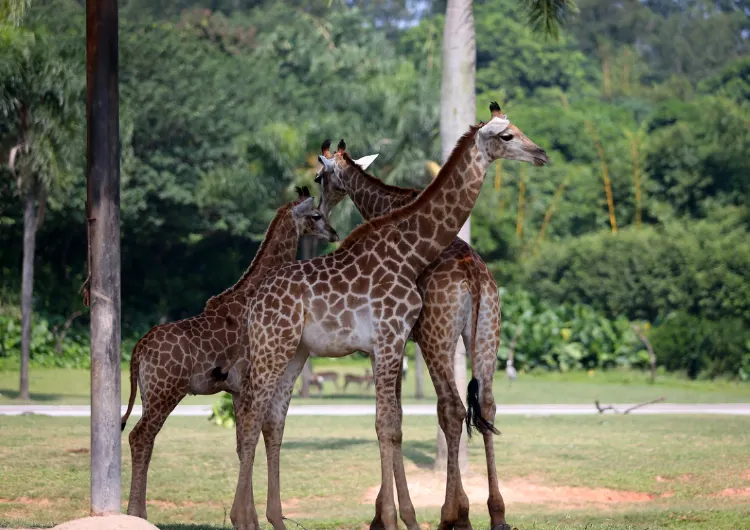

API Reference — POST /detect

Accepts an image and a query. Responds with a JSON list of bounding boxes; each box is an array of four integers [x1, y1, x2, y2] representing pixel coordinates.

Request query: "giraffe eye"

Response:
[[311, 213, 322, 221], [500, 133, 513, 142]]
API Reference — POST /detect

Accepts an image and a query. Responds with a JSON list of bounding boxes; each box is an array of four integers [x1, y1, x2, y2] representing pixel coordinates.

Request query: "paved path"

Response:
[[1, 403, 748, 417]]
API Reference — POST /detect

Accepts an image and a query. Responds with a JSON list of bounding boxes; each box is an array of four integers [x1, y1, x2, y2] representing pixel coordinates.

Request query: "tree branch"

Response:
[[595, 396, 665, 415]]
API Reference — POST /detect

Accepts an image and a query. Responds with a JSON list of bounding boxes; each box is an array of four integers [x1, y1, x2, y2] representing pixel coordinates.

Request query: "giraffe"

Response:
[[227, 102, 549, 530], [314, 132, 508, 529], [119, 187, 338, 520]]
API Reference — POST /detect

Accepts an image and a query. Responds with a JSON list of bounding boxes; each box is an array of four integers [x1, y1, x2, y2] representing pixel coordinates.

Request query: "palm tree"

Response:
[[1, 25, 82, 399], [435, 0, 574, 472]]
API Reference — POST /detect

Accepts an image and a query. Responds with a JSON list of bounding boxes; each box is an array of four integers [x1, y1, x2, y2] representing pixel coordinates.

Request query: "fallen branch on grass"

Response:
[[595, 396, 665, 415]]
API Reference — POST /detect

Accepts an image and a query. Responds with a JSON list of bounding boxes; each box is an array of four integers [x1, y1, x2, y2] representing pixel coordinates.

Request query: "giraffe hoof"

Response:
[[491, 525, 514, 530]]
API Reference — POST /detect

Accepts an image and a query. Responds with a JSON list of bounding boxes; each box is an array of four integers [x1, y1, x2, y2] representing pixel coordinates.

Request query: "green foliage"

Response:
[[209, 391, 235, 428], [498, 288, 647, 372], [2, 0, 749, 382], [0, 308, 89, 369], [523, 220, 750, 324], [648, 312, 750, 380]]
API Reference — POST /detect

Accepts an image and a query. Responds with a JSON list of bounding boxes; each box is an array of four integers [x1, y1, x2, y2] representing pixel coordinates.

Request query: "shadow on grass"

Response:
[[282, 437, 373, 451], [402, 440, 436, 469], [0, 389, 88, 402], [291, 393, 376, 401]]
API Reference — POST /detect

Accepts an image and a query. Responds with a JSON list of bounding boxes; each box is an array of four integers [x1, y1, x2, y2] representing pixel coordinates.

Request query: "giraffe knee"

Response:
[[437, 397, 465, 434]]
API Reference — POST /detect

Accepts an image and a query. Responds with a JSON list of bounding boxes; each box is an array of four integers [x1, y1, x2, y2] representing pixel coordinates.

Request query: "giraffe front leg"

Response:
[[264, 348, 309, 530], [369, 341, 409, 530], [391, 356, 419, 530], [231, 347, 301, 529]]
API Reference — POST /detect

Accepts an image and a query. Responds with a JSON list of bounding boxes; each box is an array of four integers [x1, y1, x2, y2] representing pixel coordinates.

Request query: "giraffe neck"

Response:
[[339, 126, 489, 276], [343, 170, 419, 220], [204, 205, 299, 314]]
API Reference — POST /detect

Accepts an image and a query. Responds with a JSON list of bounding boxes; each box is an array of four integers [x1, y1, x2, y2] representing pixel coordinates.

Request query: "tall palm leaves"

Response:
[[0, 25, 83, 399]]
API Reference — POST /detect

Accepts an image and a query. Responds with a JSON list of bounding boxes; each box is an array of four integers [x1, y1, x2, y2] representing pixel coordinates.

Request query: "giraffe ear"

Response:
[[353, 153, 378, 171], [317, 154, 335, 171], [478, 116, 511, 138], [292, 197, 315, 218]]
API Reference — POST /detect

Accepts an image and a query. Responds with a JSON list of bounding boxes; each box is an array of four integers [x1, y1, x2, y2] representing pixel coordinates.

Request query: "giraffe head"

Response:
[[314, 139, 378, 218], [292, 186, 339, 242], [477, 102, 550, 166]]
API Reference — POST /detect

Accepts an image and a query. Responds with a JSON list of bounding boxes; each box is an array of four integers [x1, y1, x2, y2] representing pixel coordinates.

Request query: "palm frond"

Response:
[[519, 0, 577, 39]]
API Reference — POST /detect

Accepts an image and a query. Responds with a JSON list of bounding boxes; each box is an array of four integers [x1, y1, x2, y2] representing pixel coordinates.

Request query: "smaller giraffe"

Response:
[[120, 187, 337, 520]]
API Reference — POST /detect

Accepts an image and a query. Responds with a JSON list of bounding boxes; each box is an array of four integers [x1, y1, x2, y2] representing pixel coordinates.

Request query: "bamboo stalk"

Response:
[[584, 120, 617, 233], [535, 179, 568, 251], [625, 129, 642, 230], [516, 166, 526, 239]]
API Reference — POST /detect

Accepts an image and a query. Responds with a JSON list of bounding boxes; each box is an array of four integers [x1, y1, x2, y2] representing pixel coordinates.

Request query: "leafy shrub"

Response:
[[0, 310, 91, 368], [522, 221, 750, 323], [497, 288, 649, 372], [0, 305, 137, 369], [209, 392, 235, 428], [648, 311, 750, 380]]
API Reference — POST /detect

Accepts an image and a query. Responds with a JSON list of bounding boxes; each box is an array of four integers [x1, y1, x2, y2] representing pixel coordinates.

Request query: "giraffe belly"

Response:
[[300, 313, 374, 357]]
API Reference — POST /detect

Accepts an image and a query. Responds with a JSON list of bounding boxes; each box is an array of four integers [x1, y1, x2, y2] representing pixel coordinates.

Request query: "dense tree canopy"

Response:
[[1, 0, 748, 376]]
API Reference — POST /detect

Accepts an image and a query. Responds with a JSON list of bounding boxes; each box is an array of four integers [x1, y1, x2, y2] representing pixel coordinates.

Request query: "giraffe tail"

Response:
[[464, 254, 499, 438], [121, 337, 143, 432]]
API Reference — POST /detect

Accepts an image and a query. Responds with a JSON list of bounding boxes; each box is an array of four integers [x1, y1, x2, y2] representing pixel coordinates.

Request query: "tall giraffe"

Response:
[[315, 133, 506, 529], [228, 103, 549, 530], [119, 187, 337, 520]]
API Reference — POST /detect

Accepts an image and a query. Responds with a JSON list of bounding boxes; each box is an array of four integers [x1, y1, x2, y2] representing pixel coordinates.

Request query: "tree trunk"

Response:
[[87, 0, 122, 515], [414, 344, 425, 399], [435, 0, 475, 475], [19, 190, 37, 401]]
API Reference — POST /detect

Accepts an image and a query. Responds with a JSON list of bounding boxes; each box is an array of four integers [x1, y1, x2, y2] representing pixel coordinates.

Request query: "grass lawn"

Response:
[[1, 361, 749, 407], [0, 414, 748, 529]]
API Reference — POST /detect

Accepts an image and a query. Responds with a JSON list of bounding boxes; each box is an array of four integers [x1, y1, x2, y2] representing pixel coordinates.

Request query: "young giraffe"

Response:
[[119, 187, 338, 520], [227, 103, 549, 530], [315, 134, 507, 529]]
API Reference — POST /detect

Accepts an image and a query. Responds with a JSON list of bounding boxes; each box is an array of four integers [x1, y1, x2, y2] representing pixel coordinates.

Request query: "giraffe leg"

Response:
[[126, 390, 185, 519], [370, 354, 419, 530], [419, 337, 471, 530], [392, 359, 419, 530], [369, 340, 408, 530], [231, 345, 303, 530], [473, 295, 507, 530], [263, 349, 309, 530]]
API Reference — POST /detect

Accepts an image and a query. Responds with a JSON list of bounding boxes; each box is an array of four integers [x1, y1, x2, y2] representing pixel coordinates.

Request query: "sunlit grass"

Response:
[[0, 414, 748, 529]]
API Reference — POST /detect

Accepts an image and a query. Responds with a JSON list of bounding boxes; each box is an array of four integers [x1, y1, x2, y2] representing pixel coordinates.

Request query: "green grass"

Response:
[[1, 361, 749, 406], [0, 414, 748, 529]]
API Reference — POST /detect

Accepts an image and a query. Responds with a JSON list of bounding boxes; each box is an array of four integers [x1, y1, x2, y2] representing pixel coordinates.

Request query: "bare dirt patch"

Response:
[[0, 496, 52, 506], [741, 470, 750, 481], [709, 487, 750, 498], [363, 470, 654, 510]]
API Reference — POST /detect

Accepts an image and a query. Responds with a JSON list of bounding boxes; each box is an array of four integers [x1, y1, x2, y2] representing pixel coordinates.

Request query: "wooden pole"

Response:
[[86, 0, 121, 515]]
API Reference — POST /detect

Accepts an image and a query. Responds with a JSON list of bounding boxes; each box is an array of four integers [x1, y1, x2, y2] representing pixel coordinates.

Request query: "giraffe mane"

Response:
[[204, 195, 305, 311], [337, 124, 481, 250]]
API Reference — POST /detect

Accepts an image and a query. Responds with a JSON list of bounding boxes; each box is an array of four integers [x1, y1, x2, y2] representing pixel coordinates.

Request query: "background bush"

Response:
[[521, 219, 750, 324], [648, 312, 750, 380]]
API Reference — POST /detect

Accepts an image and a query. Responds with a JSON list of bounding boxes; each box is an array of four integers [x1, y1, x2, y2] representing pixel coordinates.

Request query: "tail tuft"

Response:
[[466, 377, 500, 438], [121, 421, 127, 432]]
